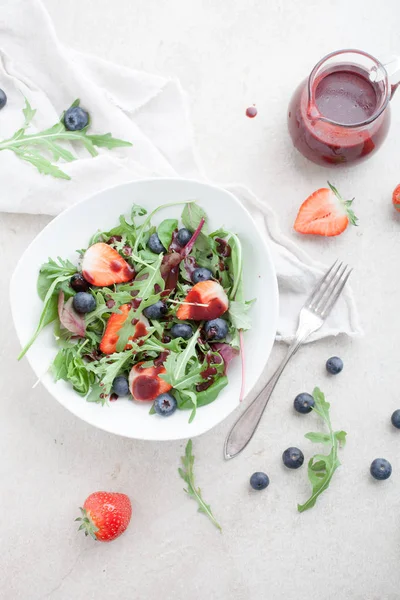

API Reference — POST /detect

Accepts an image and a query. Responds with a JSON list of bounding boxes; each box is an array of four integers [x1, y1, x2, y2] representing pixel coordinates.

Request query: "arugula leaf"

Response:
[[181, 203, 210, 251], [130, 255, 165, 300], [37, 257, 77, 300], [18, 274, 72, 360], [228, 299, 255, 330], [0, 99, 132, 180], [133, 201, 193, 253], [181, 203, 207, 232], [225, 232, 243, 301], [157, 219, 178, 250], [177, 376, 228, 410], [298, 387, 347, 513], [178, 440, 221, 532], [52, 344, 95, 395], [85, 351, 134, 395], [160, 327, 201, 387]]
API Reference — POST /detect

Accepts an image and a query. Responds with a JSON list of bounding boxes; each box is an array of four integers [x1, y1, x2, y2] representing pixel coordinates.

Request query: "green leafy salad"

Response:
[[18, 201, 253, 422]]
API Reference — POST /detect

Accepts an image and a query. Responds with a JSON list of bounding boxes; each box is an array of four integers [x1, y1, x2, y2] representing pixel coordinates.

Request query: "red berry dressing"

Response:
[[288, 61, 391, 166], [245, 106, 257, 118]]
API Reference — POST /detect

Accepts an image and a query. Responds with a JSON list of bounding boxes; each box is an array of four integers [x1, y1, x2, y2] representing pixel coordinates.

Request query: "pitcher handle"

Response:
[[382, 56, 400, 98]]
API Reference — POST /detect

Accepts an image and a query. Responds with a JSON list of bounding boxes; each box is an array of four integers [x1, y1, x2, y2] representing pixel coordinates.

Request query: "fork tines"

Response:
[[307, 260, 352, 318]]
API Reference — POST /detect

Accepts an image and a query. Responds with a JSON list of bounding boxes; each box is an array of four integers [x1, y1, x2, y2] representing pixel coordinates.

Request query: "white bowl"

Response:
[[10, 179, 278, 440]]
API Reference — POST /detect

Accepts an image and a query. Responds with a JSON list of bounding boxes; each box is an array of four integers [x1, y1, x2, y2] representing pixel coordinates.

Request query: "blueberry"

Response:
[[154, 393, 177, 416], [326, 356, 343, 375], [147, 233, 166, 254], [192, 267, 213, 284], [250, 472, 270, 491], [0, 89, 7, 110], [176, 228, 192, 246], [64, 106, 89, 131], [370, 458, 392, 480], [204, 318, 229, 340], [112, 376, 129, 396], [72, 292, 96, 313], [391, 410, 400, 429], [70, 273, 90, 293], [170, 323, 193, 340], [282, 447, 304, 469], [294, 392, 315, 414], [143, 301, 168, 320]]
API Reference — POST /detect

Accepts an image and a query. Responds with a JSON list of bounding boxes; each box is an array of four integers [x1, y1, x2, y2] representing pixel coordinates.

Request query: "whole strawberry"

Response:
[[76, 491, 132, 542]]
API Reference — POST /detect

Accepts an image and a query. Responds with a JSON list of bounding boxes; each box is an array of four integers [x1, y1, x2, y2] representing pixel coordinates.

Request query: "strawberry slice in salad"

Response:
[[18, 201, 253, 422]]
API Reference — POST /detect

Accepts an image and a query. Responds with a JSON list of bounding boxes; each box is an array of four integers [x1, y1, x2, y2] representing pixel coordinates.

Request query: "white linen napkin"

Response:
[[0, 0, 362, 343]]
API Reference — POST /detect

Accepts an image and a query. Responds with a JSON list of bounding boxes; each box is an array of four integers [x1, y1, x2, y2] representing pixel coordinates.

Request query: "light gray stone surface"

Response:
[[2, 1, 400, 598]]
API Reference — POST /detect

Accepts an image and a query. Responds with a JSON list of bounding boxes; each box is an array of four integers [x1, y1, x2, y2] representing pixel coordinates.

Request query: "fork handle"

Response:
[[224, 333, 309, 460]]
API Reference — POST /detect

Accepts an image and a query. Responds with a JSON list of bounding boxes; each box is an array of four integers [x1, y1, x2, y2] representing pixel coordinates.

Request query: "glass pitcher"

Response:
[[288, 49, 400, 166]]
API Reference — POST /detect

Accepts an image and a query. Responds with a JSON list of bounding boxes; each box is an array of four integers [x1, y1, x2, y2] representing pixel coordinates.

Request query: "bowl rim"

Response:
[[10, 177, 279, 440]]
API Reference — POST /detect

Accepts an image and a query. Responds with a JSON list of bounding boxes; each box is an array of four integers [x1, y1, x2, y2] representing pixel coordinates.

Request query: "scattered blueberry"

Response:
[[154, 393, 177, 416], [170, 323, 193, 340], [112, 376, 129, 397], [143, 301, 168, 320], [282, 447, 304, 469], [294, 392, 315, 414], [204, 318, 229, 340], [370, 458, 392, 481], [176, 228, 192, 247], [326, 356, 343, 375], [147, 232, 167, 254], [250, 472, 270, 491], [391, 410, 400, 429], [192, 267, 213, 284], [70, 273, 90, 293], [64, 106, 89, 131], [72, 292, 96, 313], [0, 89, 7, 110]]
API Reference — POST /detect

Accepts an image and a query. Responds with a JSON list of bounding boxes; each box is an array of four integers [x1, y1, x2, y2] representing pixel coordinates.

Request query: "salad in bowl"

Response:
[[18, 200, 253, 423], [11, 179, 278, 439]]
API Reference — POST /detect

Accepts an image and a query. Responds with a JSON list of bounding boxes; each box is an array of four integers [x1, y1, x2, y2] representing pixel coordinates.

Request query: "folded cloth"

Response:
[[0, 0, 362, 343]]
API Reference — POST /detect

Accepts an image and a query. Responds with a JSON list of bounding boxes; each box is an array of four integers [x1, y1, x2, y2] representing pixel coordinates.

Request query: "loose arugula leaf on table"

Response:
[[298, 387, 347, 513], [178, 440, 221, 532], [0, 98, 132, 180]]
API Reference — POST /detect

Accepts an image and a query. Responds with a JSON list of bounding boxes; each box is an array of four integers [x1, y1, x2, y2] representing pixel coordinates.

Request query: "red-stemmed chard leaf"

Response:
[[212, 343, 239, 375], [161, 252, 182, 291], [57, 291, 86, 337], [182, 255, 198, 280], [181, 218, 206, 257], [161, 218, 206, 291], [239, 330, 246, 402]]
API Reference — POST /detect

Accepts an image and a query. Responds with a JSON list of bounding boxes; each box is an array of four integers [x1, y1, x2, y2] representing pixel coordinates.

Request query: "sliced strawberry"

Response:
[[99, 304, 149, 354], [176, 280, 229, 321], [82, 242, 135, 287], [392, 184, 400, 213], [294, 182, 358, 237], [128, 362, 172, 401]]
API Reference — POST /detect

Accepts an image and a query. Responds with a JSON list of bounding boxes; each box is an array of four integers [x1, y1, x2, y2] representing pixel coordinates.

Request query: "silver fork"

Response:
[[224, 260, 352, 460]]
